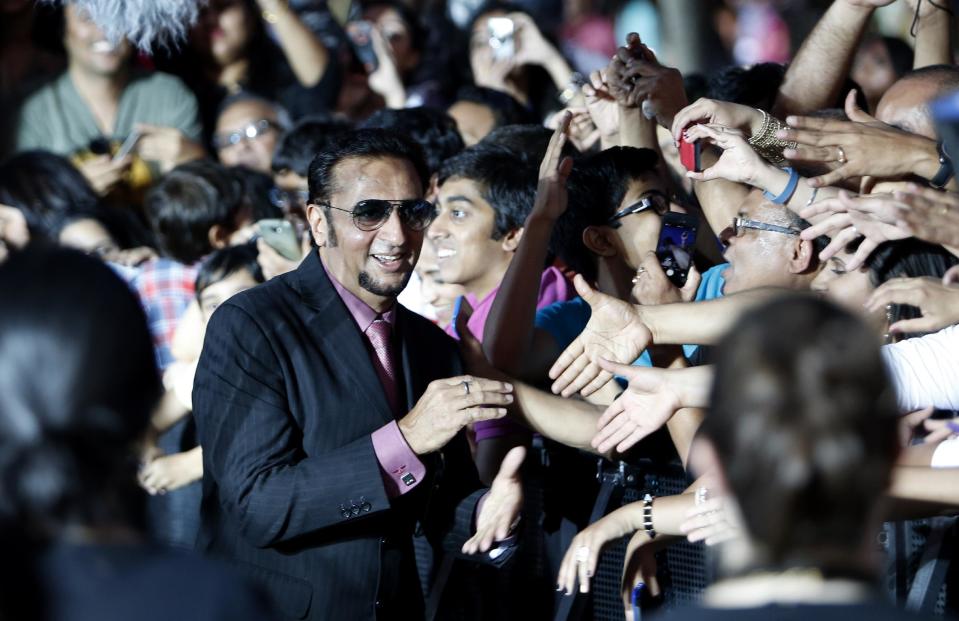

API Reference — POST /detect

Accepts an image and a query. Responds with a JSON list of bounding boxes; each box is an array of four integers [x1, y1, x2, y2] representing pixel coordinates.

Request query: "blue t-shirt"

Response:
[[534, 263, 728, 372]]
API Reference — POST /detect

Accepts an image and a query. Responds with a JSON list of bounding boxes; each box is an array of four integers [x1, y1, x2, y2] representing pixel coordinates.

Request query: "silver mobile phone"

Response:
[[113, 130, 141, 162]]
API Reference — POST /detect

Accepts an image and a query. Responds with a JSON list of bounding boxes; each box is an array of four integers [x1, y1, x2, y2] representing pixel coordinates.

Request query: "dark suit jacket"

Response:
[[193, 251, 486, 621]]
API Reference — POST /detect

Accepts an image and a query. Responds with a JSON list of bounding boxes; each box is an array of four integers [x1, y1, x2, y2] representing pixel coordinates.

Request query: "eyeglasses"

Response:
[[322, 198, 437, 231], [607, 191, 669, 227], [213, 119, 279, 150], [731, 216, 802, 238], [269, 187, 310, 213]]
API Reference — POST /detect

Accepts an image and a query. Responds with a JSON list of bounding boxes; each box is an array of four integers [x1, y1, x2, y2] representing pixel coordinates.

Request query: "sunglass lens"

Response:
[[400, 200, 437, 231], [353, 200, 392, 230]]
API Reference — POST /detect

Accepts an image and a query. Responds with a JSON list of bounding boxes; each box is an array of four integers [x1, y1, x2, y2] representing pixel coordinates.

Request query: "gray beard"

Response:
[[47, 0, 202, 51]]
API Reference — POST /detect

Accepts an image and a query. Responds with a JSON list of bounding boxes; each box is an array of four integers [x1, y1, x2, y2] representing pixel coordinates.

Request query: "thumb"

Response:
[[495, 446, 527, 482], [573, 273, 598, 303], [844, 89, 873, 124], [681, 263, 701, 300], [597, 356, 636, 380]]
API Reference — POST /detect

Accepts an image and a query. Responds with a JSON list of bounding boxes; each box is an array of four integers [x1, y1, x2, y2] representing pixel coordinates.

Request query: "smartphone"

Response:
[[487, 17, 515, 61], [678, 130, 702, 173], [257, 219, 302, 261], [113, 129, 141, 162], [346, 20, 378, 72], [656, 212, 699, 288]]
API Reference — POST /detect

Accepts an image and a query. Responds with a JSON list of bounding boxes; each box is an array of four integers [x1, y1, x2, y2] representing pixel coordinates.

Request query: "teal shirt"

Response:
[[16, 70, 201, 156], [535, 263, 729, 377]]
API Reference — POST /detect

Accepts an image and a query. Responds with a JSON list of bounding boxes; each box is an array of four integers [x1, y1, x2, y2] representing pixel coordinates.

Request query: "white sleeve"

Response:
[[882, 325, 959, 412]]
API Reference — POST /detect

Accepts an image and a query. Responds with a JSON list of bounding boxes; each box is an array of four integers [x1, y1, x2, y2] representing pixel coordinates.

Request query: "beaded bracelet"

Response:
[[642, 493, 656, 539]]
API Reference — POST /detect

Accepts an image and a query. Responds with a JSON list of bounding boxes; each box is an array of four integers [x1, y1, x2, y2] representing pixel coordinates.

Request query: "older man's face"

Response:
[[721, 192, 808, 295], [214, 100, 281, 173], [308, 156, 425, 309]]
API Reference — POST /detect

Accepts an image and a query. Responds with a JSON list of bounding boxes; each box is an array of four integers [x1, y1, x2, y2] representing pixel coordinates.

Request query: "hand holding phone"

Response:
[[346, 20, 379, 72], [257, 219, 302, 261]]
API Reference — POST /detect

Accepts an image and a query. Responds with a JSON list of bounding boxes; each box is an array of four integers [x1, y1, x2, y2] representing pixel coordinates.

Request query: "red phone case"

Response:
[[678, 133, 701, 172]]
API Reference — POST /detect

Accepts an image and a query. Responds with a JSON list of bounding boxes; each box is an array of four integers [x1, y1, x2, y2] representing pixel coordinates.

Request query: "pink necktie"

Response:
[[366, 317, 399, 415]]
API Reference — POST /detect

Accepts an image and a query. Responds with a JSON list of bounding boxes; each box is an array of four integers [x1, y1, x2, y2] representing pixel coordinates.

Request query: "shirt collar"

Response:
[[320, 257, 395, 333]]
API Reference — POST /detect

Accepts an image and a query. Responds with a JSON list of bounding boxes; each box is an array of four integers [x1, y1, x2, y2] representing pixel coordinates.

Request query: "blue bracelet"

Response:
[[763, 167, 800, 204]]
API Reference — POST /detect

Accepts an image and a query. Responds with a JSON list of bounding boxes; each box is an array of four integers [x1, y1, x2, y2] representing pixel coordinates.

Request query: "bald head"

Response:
[[876, 65, 959, 139]]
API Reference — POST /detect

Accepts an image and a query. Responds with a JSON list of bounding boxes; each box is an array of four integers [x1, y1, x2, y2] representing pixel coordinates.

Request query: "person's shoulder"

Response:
[[128, 70, 195, 96]]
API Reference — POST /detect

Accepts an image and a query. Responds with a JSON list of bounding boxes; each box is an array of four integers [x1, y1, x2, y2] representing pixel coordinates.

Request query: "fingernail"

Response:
[[505, 383, 514, 391], [786, 116, 798, 125], [783, 148, 796, 158], [505, 395, 514, 403], [497, 408, 507, 415], [775, 130, 788, 139]]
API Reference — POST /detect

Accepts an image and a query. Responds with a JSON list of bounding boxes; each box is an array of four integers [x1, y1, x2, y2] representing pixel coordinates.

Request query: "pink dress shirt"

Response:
[[322, 261, 425, 498]]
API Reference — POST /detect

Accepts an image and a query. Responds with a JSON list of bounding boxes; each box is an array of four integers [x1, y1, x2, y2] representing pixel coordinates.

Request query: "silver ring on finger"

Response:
[[631, 266, 647, 284], [836, 146, 847, 164], [574, 546, 590, 563], [462, 381, 471, 396]]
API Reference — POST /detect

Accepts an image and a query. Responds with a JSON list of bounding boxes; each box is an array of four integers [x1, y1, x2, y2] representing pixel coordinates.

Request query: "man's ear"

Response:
[[790, 238, 815, 274], [501, 227, 524, 252], [582, 225, 619, 258], [306, 203, 328, 248]]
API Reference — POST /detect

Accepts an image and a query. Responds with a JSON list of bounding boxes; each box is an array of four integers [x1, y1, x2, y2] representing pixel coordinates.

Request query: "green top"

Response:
[[16, 70, 202, 156]]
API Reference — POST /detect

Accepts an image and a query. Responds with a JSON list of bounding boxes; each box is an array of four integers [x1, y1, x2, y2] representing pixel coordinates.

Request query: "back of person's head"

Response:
[[0, 151, 110, 240], [702, 295, 899, 573], [552, 147, 660, 281], [480, 124, 580, 164], [195, 242, 265, 300], [271, 117, 353, 178], [360, 107, 464, 174], [707, 63, 785, 110], [863, 238, 959, 335], [0, 246, 160, 538], [451, 86, 533, 128], [229, 165, 282, 221], [901, 63, 959, 99], [437, 144, 538, 239], [144, 159, 246, 264], [307, 128, 429, 205]]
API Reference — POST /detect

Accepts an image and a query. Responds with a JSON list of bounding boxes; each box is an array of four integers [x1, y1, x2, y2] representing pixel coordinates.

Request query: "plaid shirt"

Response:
[[127, 258, 199, 370]]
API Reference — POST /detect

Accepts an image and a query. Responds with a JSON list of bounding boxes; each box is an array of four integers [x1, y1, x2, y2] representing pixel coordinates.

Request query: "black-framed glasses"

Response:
[[322, 198, 437, 231], [607, 191, 670, 227], [213, 119, 279, 150], [269, 187, 310, 213], [732, 216, 801, 238]]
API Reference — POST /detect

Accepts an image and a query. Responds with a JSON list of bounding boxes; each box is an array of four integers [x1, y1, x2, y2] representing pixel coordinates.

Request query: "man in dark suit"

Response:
[[192, 129, 524, 621]]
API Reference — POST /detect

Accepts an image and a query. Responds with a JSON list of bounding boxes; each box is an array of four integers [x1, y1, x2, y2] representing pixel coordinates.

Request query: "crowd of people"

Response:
[[1, 0, 959, 619]]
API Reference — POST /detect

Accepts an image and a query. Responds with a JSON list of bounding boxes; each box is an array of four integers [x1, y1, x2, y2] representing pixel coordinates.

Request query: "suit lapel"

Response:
[[294, 251, 394, 426]]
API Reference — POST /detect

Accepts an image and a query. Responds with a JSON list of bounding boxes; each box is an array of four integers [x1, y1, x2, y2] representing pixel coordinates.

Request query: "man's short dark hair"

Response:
[[901, 63, 959, 99], [272, 117, 353, 177], [707, 62, 785, 110], [360, 107, 464, 174], [307, 128, 430, 206], [551, 147, 660, 281], [437, 144, 538, 240], [450, 86, 533, 128], [144, 159, 245, 265], [196, 242, 265, 299], [480, 124, 580, 165]]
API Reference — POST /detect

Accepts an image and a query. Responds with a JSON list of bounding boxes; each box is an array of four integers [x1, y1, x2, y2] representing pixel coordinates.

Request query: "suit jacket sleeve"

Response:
[[193, 302, 391, 548]]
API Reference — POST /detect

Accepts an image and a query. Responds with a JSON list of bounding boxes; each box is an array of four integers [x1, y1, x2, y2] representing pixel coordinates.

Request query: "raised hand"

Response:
[[671, 98, 765, 145], [630, 251, 700, 306], [548, 275, 652, 398], [780, 90, 938, 188], [582, 70, 620, 145], [463, 446, 525, 554], [532, 111, 574, 221], [591, 359, 681, 454], [866, 276, 959, 334], [894, 185, 959, 249], [0, 204, 29, 263]]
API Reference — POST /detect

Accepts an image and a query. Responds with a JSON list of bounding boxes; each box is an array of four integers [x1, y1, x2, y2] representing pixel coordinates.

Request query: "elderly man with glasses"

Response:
[[213, 93, 290, 174], [192, 128, 524, 621]]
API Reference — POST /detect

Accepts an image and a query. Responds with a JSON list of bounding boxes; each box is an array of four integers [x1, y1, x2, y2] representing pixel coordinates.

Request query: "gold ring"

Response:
[[836, 146, 847, 164]]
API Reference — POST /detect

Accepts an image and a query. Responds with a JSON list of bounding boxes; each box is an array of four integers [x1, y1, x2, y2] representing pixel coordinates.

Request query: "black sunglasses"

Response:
[[322, 199, 437, 232], [607, 191, 670, 227]]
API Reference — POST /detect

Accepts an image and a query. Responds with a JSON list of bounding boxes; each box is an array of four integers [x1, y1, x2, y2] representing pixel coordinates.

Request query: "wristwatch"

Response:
[[930, 140, 954, 189]]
